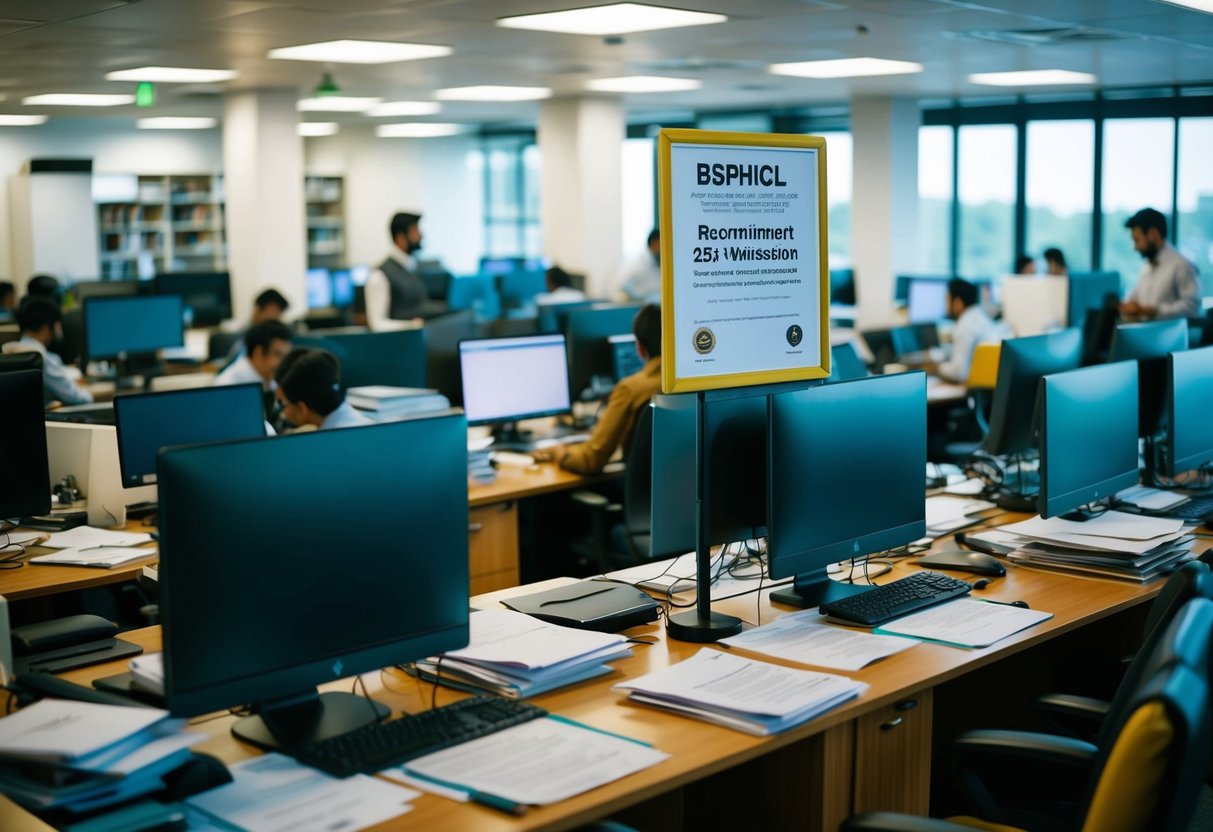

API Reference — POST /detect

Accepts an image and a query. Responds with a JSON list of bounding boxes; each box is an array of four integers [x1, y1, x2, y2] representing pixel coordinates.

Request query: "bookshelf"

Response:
[[305, 175, 345, 268]]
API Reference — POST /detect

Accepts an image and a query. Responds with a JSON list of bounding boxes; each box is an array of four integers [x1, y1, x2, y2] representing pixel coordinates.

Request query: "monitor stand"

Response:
[[770, 567, 876, 609], [491, 420, 580, 452], [233, 689, 389, 752]]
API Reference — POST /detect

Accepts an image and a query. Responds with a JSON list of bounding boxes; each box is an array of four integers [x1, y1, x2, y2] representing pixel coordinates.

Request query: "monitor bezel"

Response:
[[82, 294, 185, 362]]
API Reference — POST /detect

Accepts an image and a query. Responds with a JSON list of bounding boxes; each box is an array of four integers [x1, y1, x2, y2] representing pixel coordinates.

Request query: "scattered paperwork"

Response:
[[998, 511, 1194, 580], [1117, 485, 1190, 512], [614, 648, 866, 736], [1003, 511, 1183, 542], [943, 478, 987, 496], [720, 609, 916, 671], [925, 496, 996, 536], [187, 753, 417, 832], [0, 700, 168, 763], [40, 526, 154, 550], [874, 598, 1052, 648], [400, 716, 667, 806], [31, 546, 156, 569], [2, 532, 45, 547]]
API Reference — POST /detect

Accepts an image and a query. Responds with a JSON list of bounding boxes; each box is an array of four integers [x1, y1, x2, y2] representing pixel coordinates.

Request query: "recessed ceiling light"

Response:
[[0, 114, 47, 126], [498, 3, 727, 36], [435, 86, 552, 102], [968, 69, 1098, 86], [23, 93, 135, 107], [1157, 0, 1213, 13], [298, 122, 339, 137], [768, 58, 923, 79], [136, 117, 217, 130], [269, 39, 451, 64], [296, 96, 382, 112], [368, 101, 442, 117], [587, 75, 702, 93], [376, 123, 463, 138], [106, 67, 238, 83]]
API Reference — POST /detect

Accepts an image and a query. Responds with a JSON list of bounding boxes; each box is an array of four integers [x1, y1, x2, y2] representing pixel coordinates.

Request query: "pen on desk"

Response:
[[469, 789, 529, 817]]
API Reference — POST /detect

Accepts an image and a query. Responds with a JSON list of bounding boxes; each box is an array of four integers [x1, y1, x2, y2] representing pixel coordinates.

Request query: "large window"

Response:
[[1026, 120, 1094, 273], [958, 124, 1016, 278], [620, 137, 656, 266], [483, 135, 542, 258], [918, 125, 953, 274], [1178, 117, 1213, 294], [1101, 118, 1175, 290], [821, 131, 852, 267]]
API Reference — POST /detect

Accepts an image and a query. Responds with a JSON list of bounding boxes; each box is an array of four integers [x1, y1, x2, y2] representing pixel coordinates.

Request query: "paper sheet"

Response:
[[40, 526, 154, 549], [720, 610, 916, 671], [31, 546, 156, 568], [444, 608, 627, 670], [925, 496, 995, 534], [187, 753, 418, 832], [875, 598, 1052, 648], [1004, 511, 1183, 542], [0, 700, 168, 762], [403, 716, 667, 806], [1116, 485, 1190, 512]]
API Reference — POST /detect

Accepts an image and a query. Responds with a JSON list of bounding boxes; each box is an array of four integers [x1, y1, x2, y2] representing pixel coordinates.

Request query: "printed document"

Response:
[[875, 598, 1052, 648], [720, 610, 916, 671]]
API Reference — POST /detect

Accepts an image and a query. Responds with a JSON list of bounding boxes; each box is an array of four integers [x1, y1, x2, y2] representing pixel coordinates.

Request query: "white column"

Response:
[[851, 97, 920, 328], [538, 97, 624, 297], [223, 89, 306, 319]]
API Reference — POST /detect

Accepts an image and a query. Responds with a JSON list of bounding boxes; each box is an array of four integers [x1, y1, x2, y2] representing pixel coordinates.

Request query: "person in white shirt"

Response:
[[2, 296, 92, 406], [619, 229, 662, 303], [365, 211, 432, 331], [534, 266, 587, 306], [937, 278, 1009, 384], [223, 288, 290, 364], [1120, 208, 1201, 321], [213, 320, 292, 392], [274, 348, 373, 431]]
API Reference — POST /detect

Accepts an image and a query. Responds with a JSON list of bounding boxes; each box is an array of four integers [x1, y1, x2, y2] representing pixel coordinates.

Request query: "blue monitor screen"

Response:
[[306, 268, 332, 308], [330, 269, 354, 308], [907, 278, 949, 323], [84, 295, 184, 361]]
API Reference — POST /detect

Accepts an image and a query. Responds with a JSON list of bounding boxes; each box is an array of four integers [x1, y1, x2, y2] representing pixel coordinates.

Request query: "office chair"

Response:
[[842, 597, 1213, 832], [939, 342, 1001, 463], [207, 329, 242, 362]]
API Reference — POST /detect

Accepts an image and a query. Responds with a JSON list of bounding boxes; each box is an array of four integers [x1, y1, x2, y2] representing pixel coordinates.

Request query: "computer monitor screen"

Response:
[[537, 300, 595, 334], [609, 334, 644, 382], [0, 370, 51, 519], [1038, 362, 1139, 519], [767, 372, 926, 608], [1164, 346, 1213, 478], [860, 328, 896, 370], [829, 268, 855, 305], [1000, 275, 1068, 337], [322, 328, 426, 389], [306, 268, 332, 309], [497, 270, 547, 310], [829, 342, 869, 381], [153, 272, 232, 327], [114, 383, 266, 488], [1067, 271, 1120, 330], [907, 278, 949, 323], [984, 328, 1083, 457], [159, 415, 469, 748], [348, 265, 370, 287], [83, 295, 184, 362], [480, 257, 523, 277], [565, 304, 641, 401], [459, 333, 571, 427], [424, 310, 478, 405], [1109, 318, 1189, 438], [329, 269, 355, 308]]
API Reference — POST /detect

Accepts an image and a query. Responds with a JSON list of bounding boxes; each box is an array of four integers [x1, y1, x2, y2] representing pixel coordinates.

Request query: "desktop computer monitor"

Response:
[[829, 268, 855, 305], [83, 295, 184, 363], [306, 268, 332, 309], [1037, 361, 1139, 519], [1109, 318, 1189, 439], [153, 272, 232, 327], [907, 278, 949, 323], [829, 342, 869, 381], [609, 334, 645, 382], [767, 372, 927, 608], [497, 270, 547, 311], [0, 370, 50, 520], [565, 304, 642, 401], [159, 415, 469, 749], [984, 328, 1083, 458], [329, 269, 355, 308], [1067, 271, 1120, 332], [348, 265, 371, 287], [1001, 275, 1068, 336], [424, 310, 478, 405], [480, 256, 523, 277], [459, 333, 572, 444], [1162, 346, 1213, 478], [113, 383, 266, 489], [536, 300, 595, 334], [322, 329, 426, 389], [860, 328, 896, 370]]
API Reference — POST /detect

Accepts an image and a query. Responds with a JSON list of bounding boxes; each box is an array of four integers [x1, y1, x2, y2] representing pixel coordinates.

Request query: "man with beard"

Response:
[[3, 296, 92, 406], [364, 211, 433, 330], [1120, 207, 1200, 320]]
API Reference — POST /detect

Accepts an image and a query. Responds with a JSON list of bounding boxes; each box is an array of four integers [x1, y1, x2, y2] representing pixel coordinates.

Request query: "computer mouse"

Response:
[[916, 549, 1007, 577]]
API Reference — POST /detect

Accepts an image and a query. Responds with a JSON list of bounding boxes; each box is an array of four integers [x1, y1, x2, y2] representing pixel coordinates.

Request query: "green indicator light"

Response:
[[136, 82, 156, 107]]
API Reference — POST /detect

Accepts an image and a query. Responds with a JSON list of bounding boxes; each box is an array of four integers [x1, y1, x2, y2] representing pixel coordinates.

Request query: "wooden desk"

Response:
[[39, 552, 1167, 832]]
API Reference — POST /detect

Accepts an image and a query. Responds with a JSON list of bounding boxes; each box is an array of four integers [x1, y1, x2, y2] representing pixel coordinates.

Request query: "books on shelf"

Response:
[[347, 386, 450, 416]]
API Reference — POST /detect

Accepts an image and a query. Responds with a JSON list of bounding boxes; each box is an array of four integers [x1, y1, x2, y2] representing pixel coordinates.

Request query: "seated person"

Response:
[[2, 296, 92, 406], [26, 274, 62, 303], [1043, 247, 1067, 276], [1014, 254, 1037, 275], [274, 348, 373, 431], [536, 304, 661, 474], [937, 278, 1008, 384], [619, 229, 662, 303], [224, 288, 290, 363], [535, 266, 587, 305], [0, 280, 14, 321], [213, 320, 292, 391]]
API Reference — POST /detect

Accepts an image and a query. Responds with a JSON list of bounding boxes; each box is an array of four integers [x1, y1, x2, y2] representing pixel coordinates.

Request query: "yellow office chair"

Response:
[[940, 342, 1001, 462], [841, 598, 1213, 832]]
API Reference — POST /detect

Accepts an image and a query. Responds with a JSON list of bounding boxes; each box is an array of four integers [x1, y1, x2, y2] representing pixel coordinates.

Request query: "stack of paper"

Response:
[[468, 437, 495, 484], [720, 609, 917, 671], [347, 386, 450, 418], [998, 511, 1194, 581], [614, 648, 866, 736], [411, 608, 632, 699], [0, 700, 202, 813], [31, 546, 155, 569], [924, 496, 996, 538]]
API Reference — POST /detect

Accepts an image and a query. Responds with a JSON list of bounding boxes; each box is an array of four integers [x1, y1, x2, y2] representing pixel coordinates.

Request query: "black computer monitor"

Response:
[[424, 310, 478, 405], [766, 372, 927, 608], [1108, 319, 1189, 439], [72, 279, 143, 302], [1162, 346, 1213, 478], [984, 328, 1083, 458], [565, 304, 641, 401], [322, 329, 426, 389], [828, 268, 855, 305], [159, 415, 469, 750], [860, 327, 896, 370], [114, 383, 266, 489], [829, 342, 869, 381], [497, 270, 547, 311], [1067, 271, 1120, 330], [459, 333, 571, 445], [0, 370, 50, 521], [153, 272, 232, 327], [1038, 362, 1139, 519], [907, 278, 949, 323], [83, 295, 185, 363], [416, 260, 451, 302]]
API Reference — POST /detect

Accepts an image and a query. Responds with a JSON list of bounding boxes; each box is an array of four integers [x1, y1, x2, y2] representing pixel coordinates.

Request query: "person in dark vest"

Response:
[[364, 211, 430, 330]]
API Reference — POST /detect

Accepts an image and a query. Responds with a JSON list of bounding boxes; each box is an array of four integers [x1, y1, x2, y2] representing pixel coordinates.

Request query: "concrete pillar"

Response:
[[223, 89, 306, 318], [851, 97, 920, 327], [538, 97, 624, 297]]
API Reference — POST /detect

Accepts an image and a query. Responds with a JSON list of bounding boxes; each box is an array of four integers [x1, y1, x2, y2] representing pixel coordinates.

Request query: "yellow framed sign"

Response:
[[658, 128, 830, 394]]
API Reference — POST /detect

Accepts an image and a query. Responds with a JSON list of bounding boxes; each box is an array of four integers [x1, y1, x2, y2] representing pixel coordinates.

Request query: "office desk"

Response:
[[41, 553, 1169, 832]]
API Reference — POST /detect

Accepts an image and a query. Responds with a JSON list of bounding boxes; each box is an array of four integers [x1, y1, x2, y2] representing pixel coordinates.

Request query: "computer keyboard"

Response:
[[1166, 493, 1213, 522], [289, 695, 547, 777], [819, 571, 972, 627]]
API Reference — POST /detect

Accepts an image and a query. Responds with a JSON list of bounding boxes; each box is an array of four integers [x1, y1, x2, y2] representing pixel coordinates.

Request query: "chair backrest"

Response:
[[622, 403, 654, 559], [208, 329, 243, 362], [966, 343, 1001, 389]]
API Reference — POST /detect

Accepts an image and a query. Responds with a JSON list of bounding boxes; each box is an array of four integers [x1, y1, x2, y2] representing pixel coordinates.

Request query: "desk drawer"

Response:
[[468, 503, 519, 594], [853, 688, 933, 815]]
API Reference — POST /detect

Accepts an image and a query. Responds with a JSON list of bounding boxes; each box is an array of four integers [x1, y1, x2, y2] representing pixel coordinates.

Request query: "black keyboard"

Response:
[[289, 696, 547, 777], [1166, 493, 1213, 522], [819, 571, 972, 627]]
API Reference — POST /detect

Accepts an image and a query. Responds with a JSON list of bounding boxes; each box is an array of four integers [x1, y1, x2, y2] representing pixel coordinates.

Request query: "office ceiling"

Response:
[[0, 0, 1210, 127]]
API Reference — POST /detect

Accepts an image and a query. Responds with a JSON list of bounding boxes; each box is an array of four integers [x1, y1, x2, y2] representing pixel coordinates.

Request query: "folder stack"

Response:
[[346, 386, 450, 420]]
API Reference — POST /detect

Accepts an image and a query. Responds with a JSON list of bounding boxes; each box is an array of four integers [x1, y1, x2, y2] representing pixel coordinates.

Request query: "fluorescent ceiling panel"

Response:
[[435, 85, 551, 101], [297, 122, 338, 136], [296, 96, 381, 112], [587, 75, 702, 93], [376, 123, 463, 138], [0, 114, 47, 125], [498, 3, 726, 36], [106, 67, 238, 83], [368, 101, 442, 117], [137, 117, 217, 129], [23, 93, 135, 106], [269, 39, 451, 64], [969, 69, 1098, 86], [768, 58, 923, 78]]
